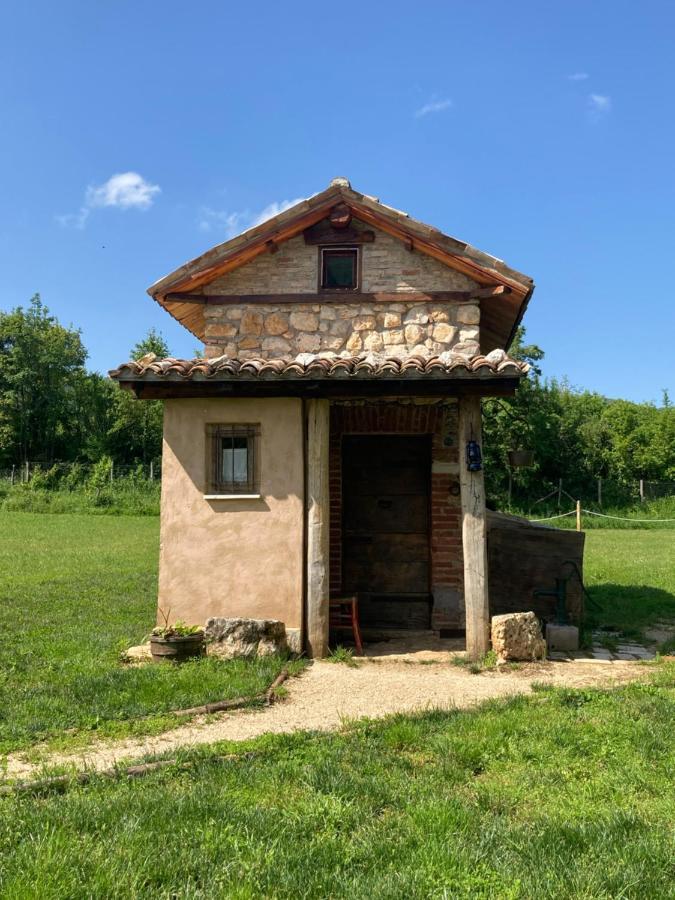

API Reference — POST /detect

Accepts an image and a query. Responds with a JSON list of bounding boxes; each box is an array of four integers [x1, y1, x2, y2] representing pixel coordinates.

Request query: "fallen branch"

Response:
[[0, 669, 292, 797], [171, 666, 290, 718], [1, 752, 259, 797]]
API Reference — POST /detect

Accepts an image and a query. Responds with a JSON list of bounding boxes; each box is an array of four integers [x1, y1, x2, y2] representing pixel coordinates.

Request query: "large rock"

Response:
[[205, 617, 288, 659], [491, 612, 546, 663]]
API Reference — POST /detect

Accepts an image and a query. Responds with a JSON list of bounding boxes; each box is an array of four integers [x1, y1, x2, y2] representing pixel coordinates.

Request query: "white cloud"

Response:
[[198, 197, 304, 236], [588, 93, 612, 118], [568, 72, 589, 81], [414, 97, 452, 118], [86, 172, 160, 210], [57, 171, 160, 229]]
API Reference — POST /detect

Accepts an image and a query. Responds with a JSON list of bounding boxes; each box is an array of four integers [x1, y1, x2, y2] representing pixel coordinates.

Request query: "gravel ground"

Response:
[[3, 657, 650, 781]]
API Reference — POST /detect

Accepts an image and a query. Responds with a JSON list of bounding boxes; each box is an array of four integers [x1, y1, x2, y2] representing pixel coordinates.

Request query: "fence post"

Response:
[[10, 465, 15, 486], [576, 499, 582, 532], [110, 461, 114, 484], [597, 477, 602, 507], [639, 479, 645, 503], [25, 461, 29, 483], [557, 478, 563, 510], [150, 460, 154, 482]]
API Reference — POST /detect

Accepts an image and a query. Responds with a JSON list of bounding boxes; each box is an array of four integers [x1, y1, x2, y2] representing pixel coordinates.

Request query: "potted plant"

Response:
[[150, 614, 205, 662]]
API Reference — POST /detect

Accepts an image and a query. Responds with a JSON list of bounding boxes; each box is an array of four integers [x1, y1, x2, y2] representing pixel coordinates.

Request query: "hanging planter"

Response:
[[508, 449, 534, 468]]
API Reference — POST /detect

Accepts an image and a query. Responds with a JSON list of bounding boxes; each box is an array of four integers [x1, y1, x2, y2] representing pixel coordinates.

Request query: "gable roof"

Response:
[[149, 178, 535, 352]]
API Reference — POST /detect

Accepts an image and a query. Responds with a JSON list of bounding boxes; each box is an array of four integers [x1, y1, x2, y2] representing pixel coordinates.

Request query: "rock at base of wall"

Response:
[[205, 617, 288, 659], [491, 611, 546, 663], [546, 623, 580, 652]]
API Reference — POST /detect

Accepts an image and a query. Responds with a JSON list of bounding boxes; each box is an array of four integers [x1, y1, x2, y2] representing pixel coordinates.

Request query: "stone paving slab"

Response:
[[548, 636, 656, 663]]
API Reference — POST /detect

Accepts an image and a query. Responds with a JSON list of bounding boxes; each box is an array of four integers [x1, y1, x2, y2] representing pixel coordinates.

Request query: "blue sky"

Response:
[[1, 0, 673, 403]]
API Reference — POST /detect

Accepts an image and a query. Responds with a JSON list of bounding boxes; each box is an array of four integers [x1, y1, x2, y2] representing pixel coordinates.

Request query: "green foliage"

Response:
[[327, 645, 358, 666], [483, 328, 675, 509], [0, 295, 89, 466], [0, 466, 161, 515], [131, 327, 169, 360], [0, 297, 166, 468], [151, 621, 204, 639]]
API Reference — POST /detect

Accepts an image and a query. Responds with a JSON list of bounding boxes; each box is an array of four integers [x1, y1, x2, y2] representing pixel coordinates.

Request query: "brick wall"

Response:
[[329, 399, 464, 631], [201, 223, 480, 361]]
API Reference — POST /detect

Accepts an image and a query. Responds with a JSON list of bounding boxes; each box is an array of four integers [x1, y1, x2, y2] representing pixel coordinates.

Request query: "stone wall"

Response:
[[205, 300, 480, 360], [201, 224, 481, 360]]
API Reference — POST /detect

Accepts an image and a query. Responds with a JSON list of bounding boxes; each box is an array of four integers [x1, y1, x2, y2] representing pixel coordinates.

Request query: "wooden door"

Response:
[[342, 435, 431, 629]]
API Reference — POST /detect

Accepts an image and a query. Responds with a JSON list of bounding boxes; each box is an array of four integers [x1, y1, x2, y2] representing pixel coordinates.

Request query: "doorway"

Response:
[[342, 435, 431, 630]]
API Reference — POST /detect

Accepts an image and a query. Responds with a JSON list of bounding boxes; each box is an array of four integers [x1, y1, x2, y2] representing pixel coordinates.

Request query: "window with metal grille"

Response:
[[320, 247, 359, 290], [207, 424, 260, 494]]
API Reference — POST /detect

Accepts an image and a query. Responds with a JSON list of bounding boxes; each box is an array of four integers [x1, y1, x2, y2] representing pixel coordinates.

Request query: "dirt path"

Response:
[[3, 657, 650, 782]]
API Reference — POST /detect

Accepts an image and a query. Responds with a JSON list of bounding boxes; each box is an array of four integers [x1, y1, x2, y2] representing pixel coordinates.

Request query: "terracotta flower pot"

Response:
[[150, 633, 205, 663]]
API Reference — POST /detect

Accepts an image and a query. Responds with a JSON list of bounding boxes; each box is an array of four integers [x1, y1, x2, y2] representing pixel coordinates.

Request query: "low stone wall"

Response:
[[204, 300, 480, 360]]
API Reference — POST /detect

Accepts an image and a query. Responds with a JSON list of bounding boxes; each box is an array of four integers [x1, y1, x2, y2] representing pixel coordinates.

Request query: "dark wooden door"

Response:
[[342, 435, 431, 629]]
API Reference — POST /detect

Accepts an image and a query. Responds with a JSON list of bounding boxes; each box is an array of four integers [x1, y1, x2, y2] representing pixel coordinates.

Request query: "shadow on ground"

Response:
[[586, 583, 675, 633]]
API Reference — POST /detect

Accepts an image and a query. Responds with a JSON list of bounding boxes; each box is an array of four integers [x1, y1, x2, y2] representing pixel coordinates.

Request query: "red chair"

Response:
[[329, 595, 364, 656]]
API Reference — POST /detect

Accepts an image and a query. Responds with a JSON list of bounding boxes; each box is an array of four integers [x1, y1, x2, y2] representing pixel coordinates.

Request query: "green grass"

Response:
[[0, 481, 161, 516], [0, 513, 674, 895], [0, 512, 289, 753], [0, 665, 673, 898], [583, 530, 675, 637]]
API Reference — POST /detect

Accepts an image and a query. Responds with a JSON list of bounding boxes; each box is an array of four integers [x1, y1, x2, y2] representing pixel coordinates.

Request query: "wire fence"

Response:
[[526, 477, 675, 512], [0, 460, 161, 484]]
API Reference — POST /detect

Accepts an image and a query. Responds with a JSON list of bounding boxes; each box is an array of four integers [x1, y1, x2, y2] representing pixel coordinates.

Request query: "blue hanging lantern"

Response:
[[466, 440, 482, 472]]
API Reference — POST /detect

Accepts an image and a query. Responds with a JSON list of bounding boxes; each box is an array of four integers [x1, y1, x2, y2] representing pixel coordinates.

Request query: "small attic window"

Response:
[[320, 247, 358, 290]]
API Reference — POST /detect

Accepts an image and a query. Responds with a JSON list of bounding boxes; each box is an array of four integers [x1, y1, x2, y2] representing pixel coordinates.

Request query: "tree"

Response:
[[131, 328, 169, 360], [105, 329, 169, 464], [0, 295, 89, 465]]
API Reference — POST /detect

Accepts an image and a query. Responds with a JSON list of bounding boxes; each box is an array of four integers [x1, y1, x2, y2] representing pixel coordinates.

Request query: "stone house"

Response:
[[110, 178, 537, 659]]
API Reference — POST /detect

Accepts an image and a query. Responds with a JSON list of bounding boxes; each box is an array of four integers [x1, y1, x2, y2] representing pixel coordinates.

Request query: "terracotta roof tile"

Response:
[[110, 349, 529, 383]]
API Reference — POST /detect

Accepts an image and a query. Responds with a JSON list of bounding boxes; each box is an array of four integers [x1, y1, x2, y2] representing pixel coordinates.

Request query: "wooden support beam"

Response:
[[165, 289, 490, 306], [458, 395, 490, 660], [305, 398, 330, 658], [472, 285, 512, 298], [265, 239, 279, 254]]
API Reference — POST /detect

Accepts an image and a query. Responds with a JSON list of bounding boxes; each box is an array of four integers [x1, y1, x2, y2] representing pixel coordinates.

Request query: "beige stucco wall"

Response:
[[158, 398, 304, 634]]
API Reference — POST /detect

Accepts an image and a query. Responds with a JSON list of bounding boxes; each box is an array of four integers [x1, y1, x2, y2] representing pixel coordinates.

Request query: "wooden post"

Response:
[[150, 460, 154, 481], [25, 461, 29, 483], [458, 395, 490, 660], [597, 477, 602, 507], [639, 479, 645, 503], [110, 461, 114, 483], [306, 399, 330, 658], [576, 499, 582, 532], [557, 477, 563, 510], [10, 465, 15, 486]]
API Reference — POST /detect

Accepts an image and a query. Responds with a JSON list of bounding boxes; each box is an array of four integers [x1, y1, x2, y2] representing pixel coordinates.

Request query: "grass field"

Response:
[[584, 529, 675, 637], [1, 513, 673, 754], [0, 668, 673, 897], [0, 513, 289, 753], [0, 512, 674, 896]]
